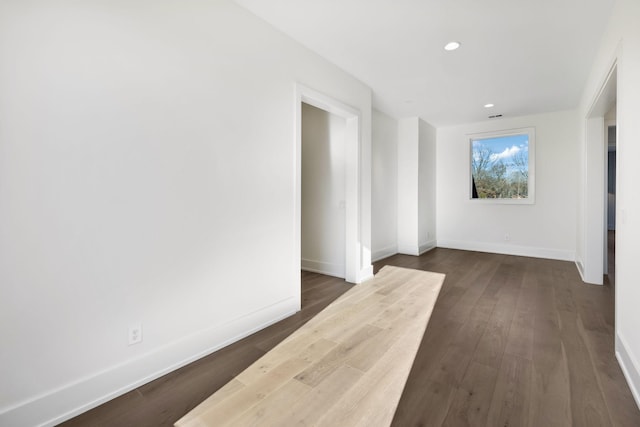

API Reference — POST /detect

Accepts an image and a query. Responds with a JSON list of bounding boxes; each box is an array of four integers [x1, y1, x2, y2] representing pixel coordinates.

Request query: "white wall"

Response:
[[579, 0, 640, 408], [436, 110, 579, 260], [397, 118, 420, 255], [301, 103, 346, 277], [0, 1, 372, 425], [396, 117, 436, 256], [371, 110, 398, 261], [418, 120, 437, 252]]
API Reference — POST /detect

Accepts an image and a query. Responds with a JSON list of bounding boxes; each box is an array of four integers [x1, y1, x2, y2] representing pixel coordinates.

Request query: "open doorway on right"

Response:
[[606, 110, 616, 286]]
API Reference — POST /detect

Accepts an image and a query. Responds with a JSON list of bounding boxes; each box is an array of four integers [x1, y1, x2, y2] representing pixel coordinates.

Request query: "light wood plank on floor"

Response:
[[174, 266, 445, 427]]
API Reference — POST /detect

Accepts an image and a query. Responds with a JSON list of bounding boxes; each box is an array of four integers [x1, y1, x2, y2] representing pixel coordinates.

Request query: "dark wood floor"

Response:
[[61, 248, 640, 426]]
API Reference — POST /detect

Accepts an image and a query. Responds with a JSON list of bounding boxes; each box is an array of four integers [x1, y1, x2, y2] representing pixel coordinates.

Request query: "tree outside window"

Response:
[[469, 128, 535, 204]]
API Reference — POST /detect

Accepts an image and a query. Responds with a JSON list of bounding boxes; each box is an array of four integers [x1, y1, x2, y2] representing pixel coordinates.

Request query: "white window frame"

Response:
[[468, 127, 535, 205]]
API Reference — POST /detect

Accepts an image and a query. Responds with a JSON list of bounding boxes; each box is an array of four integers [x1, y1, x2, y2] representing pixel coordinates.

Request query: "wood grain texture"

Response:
[[174, 266, 445, 427], [391, 249, 640, 427], [61, 248, 640, 427]]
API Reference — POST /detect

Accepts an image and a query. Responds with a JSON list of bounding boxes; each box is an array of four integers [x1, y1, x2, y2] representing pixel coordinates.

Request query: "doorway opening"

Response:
[[582, 62, 616, 286], [301, 103, 347, 279], [293, 84, 371, 311], [605, 123, 616, 285]]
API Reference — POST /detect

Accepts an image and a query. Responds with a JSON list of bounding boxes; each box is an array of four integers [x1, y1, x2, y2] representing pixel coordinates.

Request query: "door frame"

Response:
[[582, 61, 617, 285], [294, 84, 369, 301]]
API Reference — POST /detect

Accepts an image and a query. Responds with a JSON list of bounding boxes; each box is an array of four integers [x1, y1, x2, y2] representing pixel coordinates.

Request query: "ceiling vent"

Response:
[[488, 114, 503, 119]]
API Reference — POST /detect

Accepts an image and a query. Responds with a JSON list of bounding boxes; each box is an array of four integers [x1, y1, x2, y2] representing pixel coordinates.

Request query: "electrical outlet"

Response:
[[128, 323, 143, 346], [504, 233, 510, 241]]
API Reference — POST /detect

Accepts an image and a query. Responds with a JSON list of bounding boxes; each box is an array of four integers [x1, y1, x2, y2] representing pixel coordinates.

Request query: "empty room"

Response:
[[2, 0, 640, 426]]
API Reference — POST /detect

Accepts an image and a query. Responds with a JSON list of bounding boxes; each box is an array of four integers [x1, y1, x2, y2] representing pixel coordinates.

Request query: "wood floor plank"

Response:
[[175, 266, 445, 427], [429, 304, 492, 387], [528, 265, 573, 427], [270, 365, 364, 426], [441, 361, 498, 427], [486, 354, 533, 427], [471, 265, 521, 370], [173, 379, 245, 423], [391, 379, 456, 427], [504, 279, 536, 361], [581, 330, 640, 426], [226, 379, 312, 427], [236, 337, 337, 385], [178, 357, 311, 426], [557, 309, 613, 427], [294, 324, 383, 387], [61, 249, 640, 427], [316, 323, 429, 427]]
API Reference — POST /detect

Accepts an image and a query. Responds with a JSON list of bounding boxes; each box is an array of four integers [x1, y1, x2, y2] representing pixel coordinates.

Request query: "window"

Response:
[[469, 127, 535, 204]]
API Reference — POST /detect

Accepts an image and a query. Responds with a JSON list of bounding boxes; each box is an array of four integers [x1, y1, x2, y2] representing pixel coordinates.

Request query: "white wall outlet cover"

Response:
[[128, 323, 143, 346]]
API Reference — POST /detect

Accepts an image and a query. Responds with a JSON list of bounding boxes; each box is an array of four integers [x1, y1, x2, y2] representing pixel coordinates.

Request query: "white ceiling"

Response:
[[234, 0, 615, 126]]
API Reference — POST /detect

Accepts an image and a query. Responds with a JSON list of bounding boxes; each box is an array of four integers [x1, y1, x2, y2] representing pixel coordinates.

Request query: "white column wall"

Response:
[[418, 119, 437, 253], [371, 110, 398, 261], [397, 118, 420, 255]]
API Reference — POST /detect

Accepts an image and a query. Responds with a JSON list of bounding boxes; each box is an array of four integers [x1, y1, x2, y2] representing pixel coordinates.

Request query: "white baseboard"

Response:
[[616, 332, 640, 410], [397, 244, 420, 256], [419, 240, 437, 255], [371, 244, 397, 262], [301, 258, 345, 278], [436, 239, 575, 261], [392, 241, 436, 258], [575, 258, 585, 281], [300, 259, 372, 284], [357, 265, 374, 283], [0, 298, 299, 427]]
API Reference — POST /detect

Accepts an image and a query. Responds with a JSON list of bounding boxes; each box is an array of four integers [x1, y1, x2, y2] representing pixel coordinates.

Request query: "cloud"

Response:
[[490, 145, 520, 161]]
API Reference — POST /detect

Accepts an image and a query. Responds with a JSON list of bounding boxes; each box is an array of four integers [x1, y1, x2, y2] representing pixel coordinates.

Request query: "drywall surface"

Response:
[[579, 0, 640, 408], [396, 117, 436, 256], [436, 110, 579, 260], [418, 119, 437, 252], [397, 118, 419, 255], [371, 109, 398, 261], [0, 1, 372, 425], [301, 103, 346, 277]]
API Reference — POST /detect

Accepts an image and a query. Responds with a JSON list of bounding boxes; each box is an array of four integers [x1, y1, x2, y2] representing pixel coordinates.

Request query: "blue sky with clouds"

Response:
[[472, 134, 529, 175]]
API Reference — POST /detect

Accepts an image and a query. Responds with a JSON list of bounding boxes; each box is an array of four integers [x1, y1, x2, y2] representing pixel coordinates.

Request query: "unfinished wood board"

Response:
[[175, 265, 445, 427]]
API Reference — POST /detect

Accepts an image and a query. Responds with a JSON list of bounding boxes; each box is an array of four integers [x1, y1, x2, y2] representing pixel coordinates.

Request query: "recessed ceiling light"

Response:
[[484, 103, 495, 108], [444, 41, 461, 51]]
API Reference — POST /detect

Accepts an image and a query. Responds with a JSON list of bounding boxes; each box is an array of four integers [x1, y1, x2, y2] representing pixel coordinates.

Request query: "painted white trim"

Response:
[[357, 265, 374, 283], [437, 239, 574, 261], [397, 244, 420, 256], [575, 259, 586, 282], [397, 240, 436, 257], [616, 333, 640, 410], [581, 58, 618, 287], [301, 258, 345, 278], [586, 59, 619, 118], [582, 116, 606, 285], [0, 298, 298, 427], [295, 83, 371, 285], [371, 244, 398, 262]]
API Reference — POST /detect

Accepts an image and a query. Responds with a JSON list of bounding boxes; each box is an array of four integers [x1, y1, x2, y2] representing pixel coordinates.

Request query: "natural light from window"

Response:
[[470, 127, 535, 204]]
